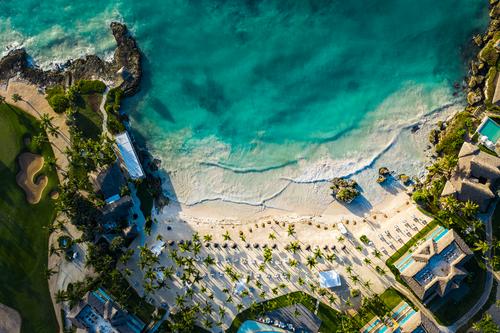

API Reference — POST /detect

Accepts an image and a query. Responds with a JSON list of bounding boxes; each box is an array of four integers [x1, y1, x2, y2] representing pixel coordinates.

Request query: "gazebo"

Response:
[[318, 270, 341, 288]]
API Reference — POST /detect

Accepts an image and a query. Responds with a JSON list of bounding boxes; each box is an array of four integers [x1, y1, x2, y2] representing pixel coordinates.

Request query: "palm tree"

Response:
[[346, 266, 353, 275], [55, 289, 68, 303], [268, 232, 276, 240], [326, 253, 337, 262], [203, 234, 213, 242], [40, 113, 54, 131], [239, 231, 246, 242], [337, 236, 345, 242], [263, 247, 273, 263], [349, 275, 360, 284], [288, 258, 298, 267], [306, 256, 317, 270], [287, 225, 296, 237], [462, 200, 479, 218], [223, 230, 231, 241], [12, 93, 22, 102], [175, 294, 186, 308], [202, 318, 213, 330], [474, 240, 490, 255], [203, 255, 215, 266], [363, 258, 372, 266], [313, 247, 323, 259], [372, 250, 382, 259], [472, 313, 498, 333]]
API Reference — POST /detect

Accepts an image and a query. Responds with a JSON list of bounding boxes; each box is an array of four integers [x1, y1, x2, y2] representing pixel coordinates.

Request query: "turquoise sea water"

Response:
[[0, 0, 489, 210]]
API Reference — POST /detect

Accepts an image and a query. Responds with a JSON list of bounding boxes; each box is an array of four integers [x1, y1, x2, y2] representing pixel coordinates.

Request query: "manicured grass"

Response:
[[227, 291, 346, 333], [0, 103, 59, 333], [386, 219, 440, 276], [74, 94, 103, 140], [430, 257, 487, 325]]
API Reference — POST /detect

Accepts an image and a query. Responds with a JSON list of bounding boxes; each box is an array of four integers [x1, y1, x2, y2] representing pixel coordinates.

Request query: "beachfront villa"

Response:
[[360, 301, 439, 333], [396, 227, 472, 303], [115, 131, 145, 180], [67, 288, 145, 333], [441, 142, 500, 211]]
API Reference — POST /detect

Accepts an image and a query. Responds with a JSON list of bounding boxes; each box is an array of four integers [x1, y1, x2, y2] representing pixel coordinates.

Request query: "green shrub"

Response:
[[107, 114, 126, 134], [479, 41, 499, 67], [77, 80, 106, 94], [48, 94, 70, 113], [485, 66, 497, 103], [435, 112, 474, 156]]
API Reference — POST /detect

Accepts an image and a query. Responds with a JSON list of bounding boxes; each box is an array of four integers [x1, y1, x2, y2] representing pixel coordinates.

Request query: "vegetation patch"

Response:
[[0, 103, 59, 333], [227, 291, 351, 333], [435, 111, 475, 156]]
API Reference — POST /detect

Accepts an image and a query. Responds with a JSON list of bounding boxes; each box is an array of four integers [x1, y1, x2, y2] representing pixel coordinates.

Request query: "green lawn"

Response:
[[0, 103, 59, 333], [74, 94, 103, 139], [227, 291, 347, 333]]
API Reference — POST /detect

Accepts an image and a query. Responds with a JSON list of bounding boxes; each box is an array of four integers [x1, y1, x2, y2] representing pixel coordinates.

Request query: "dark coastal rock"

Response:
[[0, 22, 141, 96]]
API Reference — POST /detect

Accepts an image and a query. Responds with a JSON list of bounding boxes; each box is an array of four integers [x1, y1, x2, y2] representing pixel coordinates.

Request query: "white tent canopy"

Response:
[[151, 240, 165, 257], [115, 131, 145, 179], [318, 270, 341, 288]]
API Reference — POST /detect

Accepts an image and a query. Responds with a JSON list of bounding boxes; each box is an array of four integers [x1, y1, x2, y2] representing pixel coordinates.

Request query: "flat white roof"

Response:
[[115, 132, 145, 179], [318, 270, 341, 288]]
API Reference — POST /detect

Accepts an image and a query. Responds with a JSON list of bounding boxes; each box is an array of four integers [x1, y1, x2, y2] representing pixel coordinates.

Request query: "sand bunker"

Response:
[[0, 303, 21, 333], [16, 152, 48, 204]]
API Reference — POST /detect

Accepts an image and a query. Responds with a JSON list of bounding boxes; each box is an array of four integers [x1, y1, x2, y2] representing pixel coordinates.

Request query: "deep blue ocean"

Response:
[[0, 0, 489, 208]]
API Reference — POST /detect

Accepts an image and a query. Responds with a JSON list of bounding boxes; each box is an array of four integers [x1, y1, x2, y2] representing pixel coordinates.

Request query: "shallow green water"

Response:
[[0, 0, 489, 206]]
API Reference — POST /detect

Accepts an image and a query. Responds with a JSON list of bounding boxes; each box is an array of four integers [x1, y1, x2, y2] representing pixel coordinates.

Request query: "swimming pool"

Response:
[[478, 118, 500, 143], [237, 320, 287, 333]]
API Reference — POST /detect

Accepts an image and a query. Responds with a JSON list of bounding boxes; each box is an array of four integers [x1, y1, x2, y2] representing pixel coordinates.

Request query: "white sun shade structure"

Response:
[[318, 270, 341, 288], [115, 131, 145, 179], [337, 223, 348, 235], [151, 240, 165, 257]]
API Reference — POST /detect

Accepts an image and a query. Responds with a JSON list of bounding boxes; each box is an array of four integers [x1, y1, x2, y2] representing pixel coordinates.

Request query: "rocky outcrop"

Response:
[[0, 22, 141, 96]]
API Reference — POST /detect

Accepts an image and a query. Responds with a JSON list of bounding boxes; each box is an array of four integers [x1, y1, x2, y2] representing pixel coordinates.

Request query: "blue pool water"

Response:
[[237, 320, 284, 333], [399, 309, 417, 326], [479, 118, 500, 143], [395, 226, 449, 273]]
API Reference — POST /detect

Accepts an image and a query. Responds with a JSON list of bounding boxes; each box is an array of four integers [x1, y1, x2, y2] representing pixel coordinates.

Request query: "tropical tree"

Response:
[[462, 200, 479, 218], [474, 240, 490, 255], [263, 247, 273, 263], [203, 234, 213, 242], [203, 255, 215, 266], [12, 93, 22, 102], [287, 225, 296, 237], [306, 256, 317, 270], [268, 232, 276, 240], [288, 258, 298, 267], [223, 230, 231, 241], [472, 314, 499, 333]]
